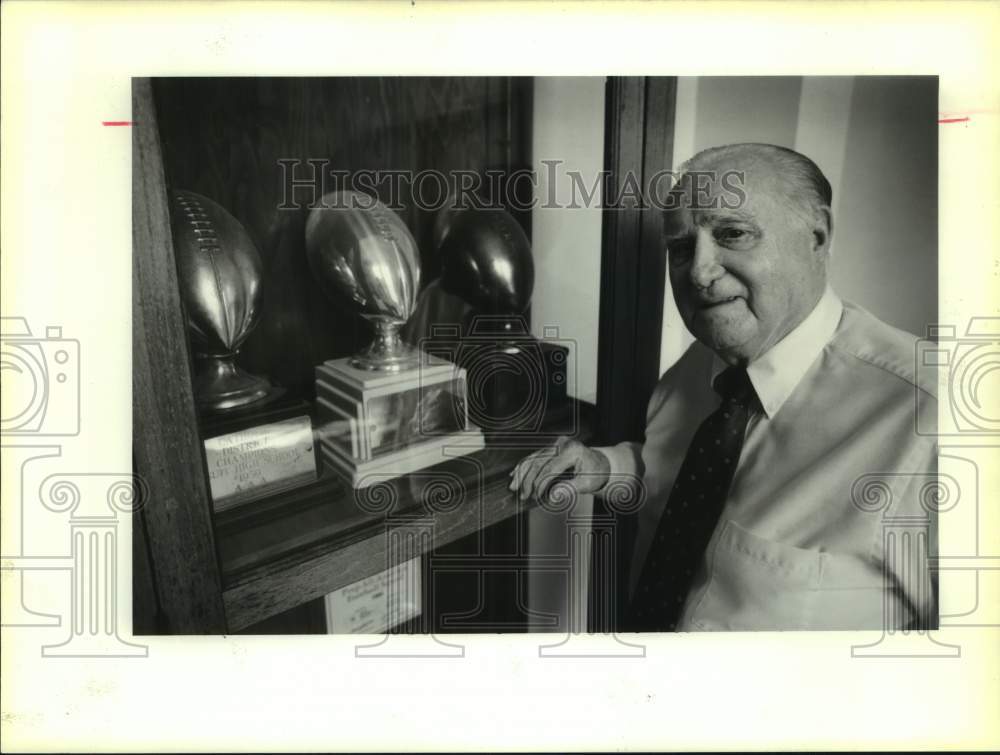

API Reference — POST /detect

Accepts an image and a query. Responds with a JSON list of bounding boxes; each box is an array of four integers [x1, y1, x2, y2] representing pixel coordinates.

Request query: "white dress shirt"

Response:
[[597, 287, 938, 630]]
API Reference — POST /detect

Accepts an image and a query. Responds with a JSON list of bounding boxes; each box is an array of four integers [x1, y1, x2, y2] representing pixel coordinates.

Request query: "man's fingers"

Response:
[[509, 447, 551, 494], [508, 449, 537, 491], [511, 448, 549, 491], [527, 439, 580, 499], [519, 447, 563, 500], [508, 437, 576, 498], [531, 451, 579, 502], [508, 462, 523, 493]]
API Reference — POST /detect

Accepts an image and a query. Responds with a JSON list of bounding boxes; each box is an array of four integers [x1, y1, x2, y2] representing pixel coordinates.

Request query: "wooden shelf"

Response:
[[215, 402, 594, 630]]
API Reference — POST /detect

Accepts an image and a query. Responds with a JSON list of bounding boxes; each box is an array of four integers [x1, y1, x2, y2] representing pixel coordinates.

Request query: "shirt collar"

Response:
[[711, 286, 843, 418]]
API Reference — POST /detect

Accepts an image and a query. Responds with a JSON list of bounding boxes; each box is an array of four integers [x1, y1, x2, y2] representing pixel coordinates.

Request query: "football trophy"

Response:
[[305, 190, 484, 488], [170, 190, 317, 512], [434, 206, 570, 440], [437, 205, 535, 320], [170, 190, 272, 412]]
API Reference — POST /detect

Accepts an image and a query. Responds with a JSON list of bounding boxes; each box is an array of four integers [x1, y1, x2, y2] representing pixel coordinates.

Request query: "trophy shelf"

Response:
[[215, 400, 594, 631]]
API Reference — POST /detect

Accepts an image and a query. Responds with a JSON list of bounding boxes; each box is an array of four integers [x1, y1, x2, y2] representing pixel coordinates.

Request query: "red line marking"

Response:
[[938, 117, 970, 124], [102, 121, 135, 126]]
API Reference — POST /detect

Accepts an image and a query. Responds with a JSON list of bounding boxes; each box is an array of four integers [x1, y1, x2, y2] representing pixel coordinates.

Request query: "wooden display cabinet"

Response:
[[131, 76, 675, 634]]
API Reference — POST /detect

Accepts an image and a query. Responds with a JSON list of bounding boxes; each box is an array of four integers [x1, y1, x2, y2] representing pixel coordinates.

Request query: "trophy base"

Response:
[[194, 357, 273, 413], [350, 319, 421, 372], [320, 427, 485, 488], [315, 354, 484, 489], [349, 344, 421, 373]]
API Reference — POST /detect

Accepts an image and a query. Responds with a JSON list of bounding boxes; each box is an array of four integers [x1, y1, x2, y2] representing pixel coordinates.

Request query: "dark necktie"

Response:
[[627, 366, 757, 631]]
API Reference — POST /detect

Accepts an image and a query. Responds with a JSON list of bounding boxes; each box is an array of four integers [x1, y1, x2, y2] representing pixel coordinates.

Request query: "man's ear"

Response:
[[812, 206, 833, 258]]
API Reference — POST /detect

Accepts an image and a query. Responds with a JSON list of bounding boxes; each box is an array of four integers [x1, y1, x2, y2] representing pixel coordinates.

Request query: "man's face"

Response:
[[665, 159, 830, 365]]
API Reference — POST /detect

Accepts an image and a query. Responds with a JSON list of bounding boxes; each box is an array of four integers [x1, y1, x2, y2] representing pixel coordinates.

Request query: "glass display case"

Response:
[[132, 76, 677, 634]]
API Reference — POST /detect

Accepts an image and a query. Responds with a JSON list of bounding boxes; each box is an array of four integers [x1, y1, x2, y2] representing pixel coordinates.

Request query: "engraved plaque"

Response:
[[324, 557, 421, 633], [204, 415, 317, 512]]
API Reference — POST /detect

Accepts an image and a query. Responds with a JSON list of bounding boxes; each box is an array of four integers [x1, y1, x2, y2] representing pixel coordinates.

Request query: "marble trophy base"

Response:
[[315, 354, 485, 489]]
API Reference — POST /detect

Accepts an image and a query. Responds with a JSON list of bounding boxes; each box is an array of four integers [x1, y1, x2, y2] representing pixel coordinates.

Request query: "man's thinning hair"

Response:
[[680, 143, 832, 220]]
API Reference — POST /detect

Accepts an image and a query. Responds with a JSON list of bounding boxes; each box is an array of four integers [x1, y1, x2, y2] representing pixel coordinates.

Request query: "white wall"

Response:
[[830, 77, 938, 336], [531, 77, 605, 404]]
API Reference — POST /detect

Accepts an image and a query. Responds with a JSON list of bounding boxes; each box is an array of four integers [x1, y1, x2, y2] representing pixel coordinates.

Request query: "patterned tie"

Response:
[[627, 366, 757, 631]]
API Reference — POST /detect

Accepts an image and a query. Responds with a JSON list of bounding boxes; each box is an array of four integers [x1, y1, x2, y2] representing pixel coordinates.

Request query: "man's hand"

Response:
[[508, 436, 611, 503]]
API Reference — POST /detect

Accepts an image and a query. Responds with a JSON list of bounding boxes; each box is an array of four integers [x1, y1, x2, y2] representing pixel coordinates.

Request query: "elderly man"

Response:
[[510, 143, 937, 632]]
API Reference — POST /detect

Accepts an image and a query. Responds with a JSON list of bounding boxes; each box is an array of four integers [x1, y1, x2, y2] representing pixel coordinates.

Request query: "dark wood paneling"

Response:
[[596, 78, 647, 445], [633, 77, 676, 423], [152, 77, 530, 401], [132, 78, 227, 633], [596, 77, 676, 444]]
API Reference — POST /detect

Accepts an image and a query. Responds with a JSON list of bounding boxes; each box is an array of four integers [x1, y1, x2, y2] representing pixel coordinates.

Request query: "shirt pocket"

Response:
[[684, 520, 825, 631]]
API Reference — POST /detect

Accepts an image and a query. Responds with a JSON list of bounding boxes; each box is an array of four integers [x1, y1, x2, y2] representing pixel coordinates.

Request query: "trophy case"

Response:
[[133, 76, 676, 634]]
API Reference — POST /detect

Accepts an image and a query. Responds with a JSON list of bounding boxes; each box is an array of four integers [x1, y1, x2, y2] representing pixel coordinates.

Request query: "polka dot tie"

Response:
[[627, 366, 756, 631]]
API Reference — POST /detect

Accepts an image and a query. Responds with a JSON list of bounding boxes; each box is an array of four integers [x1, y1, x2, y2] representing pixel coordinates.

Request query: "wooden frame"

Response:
[[596, 77, 676, 446], [133, 78, 227, 633]]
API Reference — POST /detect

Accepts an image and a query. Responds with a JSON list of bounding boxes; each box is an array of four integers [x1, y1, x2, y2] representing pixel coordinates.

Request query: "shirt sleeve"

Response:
[[593, 442, 642, 481]]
